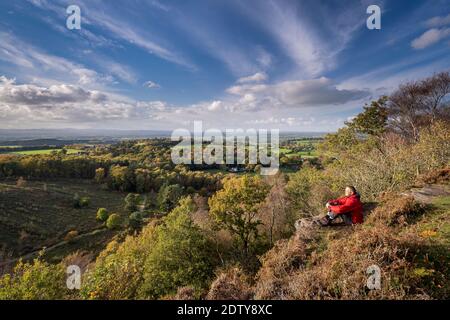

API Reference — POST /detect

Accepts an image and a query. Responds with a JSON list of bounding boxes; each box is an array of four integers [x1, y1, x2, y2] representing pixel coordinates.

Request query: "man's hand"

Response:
[[326, 202, 331, 209]]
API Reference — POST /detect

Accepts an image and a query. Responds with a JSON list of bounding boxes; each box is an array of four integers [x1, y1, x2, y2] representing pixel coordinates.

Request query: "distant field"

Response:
[[9, 148, 81, 155], [0, 179, 127, 263]]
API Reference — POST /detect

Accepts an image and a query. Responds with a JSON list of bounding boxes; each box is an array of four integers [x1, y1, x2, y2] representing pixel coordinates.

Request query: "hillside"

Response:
[[246, 172, 450, 300]]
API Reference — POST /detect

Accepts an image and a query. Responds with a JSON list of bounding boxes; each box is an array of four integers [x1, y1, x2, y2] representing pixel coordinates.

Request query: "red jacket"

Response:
[[329, 194, 363, 224]]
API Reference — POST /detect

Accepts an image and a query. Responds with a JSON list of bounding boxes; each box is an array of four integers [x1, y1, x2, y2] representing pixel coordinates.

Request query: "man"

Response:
[[321, 186, 363, 226]]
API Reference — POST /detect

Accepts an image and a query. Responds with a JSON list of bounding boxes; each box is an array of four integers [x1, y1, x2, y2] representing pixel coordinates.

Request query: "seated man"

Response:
[[321, 186, 363, 226]]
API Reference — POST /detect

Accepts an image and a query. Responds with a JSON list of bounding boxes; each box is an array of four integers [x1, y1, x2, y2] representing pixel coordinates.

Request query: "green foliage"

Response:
[[82, 197, 216, 300], [129, 212, 143, 230], [106, 213, 122, 230], [124, 193, 140, 212], [285, 167, 338, 216], [73, 193, 89, 208], [0, 255, 68, 300], [108, 165, 136, 192], [94, 168, 106, 184], [319, 97, 388, 158], [81, 225, 158, 299], [157, 183, 183, 212], [138, 197, 215, 299], [346, 96, 388, 136], [96, 208, 109, 222], [208, 176, 270, 254]]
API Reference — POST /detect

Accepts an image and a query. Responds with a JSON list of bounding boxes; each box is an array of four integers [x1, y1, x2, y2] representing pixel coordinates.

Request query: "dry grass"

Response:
[[206, 267, 253, 300], [366, 194, 426, 226], [252, 193, 442, 300], [416, 167, 450, 185], [254, 236, 309, 299]]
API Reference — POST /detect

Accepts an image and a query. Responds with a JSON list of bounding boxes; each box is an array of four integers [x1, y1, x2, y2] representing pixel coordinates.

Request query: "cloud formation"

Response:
[[237, 72, 268, 84], [426, 13, 450, 28], [227, 77, 369, 107], [143, 81, 161, 89], [411, 28, 450, 49]]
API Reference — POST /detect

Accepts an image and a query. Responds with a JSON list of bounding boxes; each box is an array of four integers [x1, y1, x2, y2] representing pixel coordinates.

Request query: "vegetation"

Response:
[[209, 176, 270, 256], [0, 72, 448, 300], [96, 208, 109, 222], [106, 214, 122, 230]]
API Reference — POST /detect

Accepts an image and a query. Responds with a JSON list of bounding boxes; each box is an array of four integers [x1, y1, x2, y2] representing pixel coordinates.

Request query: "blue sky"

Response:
[[0, 0, 449, 131]]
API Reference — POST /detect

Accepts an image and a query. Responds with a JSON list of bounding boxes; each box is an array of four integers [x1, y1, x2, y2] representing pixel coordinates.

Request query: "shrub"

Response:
[[286, 167, 338, 216], [206, 267, 253, 300], [0, 256, 69, 300], [64, 230, 79, 243], [106, 214, 122, 230], [73, 193, 89, 208], [129, 212, 143, 229], [366, 194, 425, 226], [96, 208, 109, 222], [254, 236, 309, 299], [254, 193, 444, 300], [125, 193, 140, 213], [138, 197, 216, 299], [81, 223, 158, 300]]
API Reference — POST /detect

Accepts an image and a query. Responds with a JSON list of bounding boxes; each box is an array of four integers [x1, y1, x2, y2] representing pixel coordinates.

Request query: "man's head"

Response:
[[345, 186, 357, 196]]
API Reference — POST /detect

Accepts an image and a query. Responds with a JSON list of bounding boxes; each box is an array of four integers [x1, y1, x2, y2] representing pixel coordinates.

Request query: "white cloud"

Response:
[[227, 77, 368, 107], [426, 13, 450, 27], [411, 28, 450, 49], [237, 72, 268, 84], [143, 81, 161, 89], [0, 76, 163, 123]]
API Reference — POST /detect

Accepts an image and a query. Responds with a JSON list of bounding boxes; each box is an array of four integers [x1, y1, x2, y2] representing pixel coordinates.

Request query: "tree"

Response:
[[387, 72, 450, 141], [96, 208, 109, 222], [208, 176, 270, 255], [157, 183, 183, 212], [319, 97, 390, 159], [129, 212, 143, 230], [347, 96, 388, 136], [94, 168, 106, 184], [0, 255, 68, 300], [139, 197, 215, 299], [124, 193, 140, 213], [106, 214, 122, 229]]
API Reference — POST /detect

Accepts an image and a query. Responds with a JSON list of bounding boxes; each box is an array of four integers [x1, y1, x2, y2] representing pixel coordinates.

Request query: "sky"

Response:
[[0, 0, 449, 132]]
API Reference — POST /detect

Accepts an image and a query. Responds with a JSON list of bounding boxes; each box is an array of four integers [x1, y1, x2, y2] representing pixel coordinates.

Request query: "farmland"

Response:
[[9, 148, 82, 155]]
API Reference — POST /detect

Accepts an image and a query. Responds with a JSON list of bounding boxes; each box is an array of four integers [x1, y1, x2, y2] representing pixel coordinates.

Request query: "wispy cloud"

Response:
[[411, 28, 450, 49], [236, 0, 364, 77], [0, 32, 135, 86], [237, 72, 268, 84], [426, 13, 450, 27], [26, 0, 196, 70]]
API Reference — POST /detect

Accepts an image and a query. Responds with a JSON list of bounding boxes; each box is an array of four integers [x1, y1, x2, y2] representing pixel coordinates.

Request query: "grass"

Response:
[[416, 195, 450, 245]]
